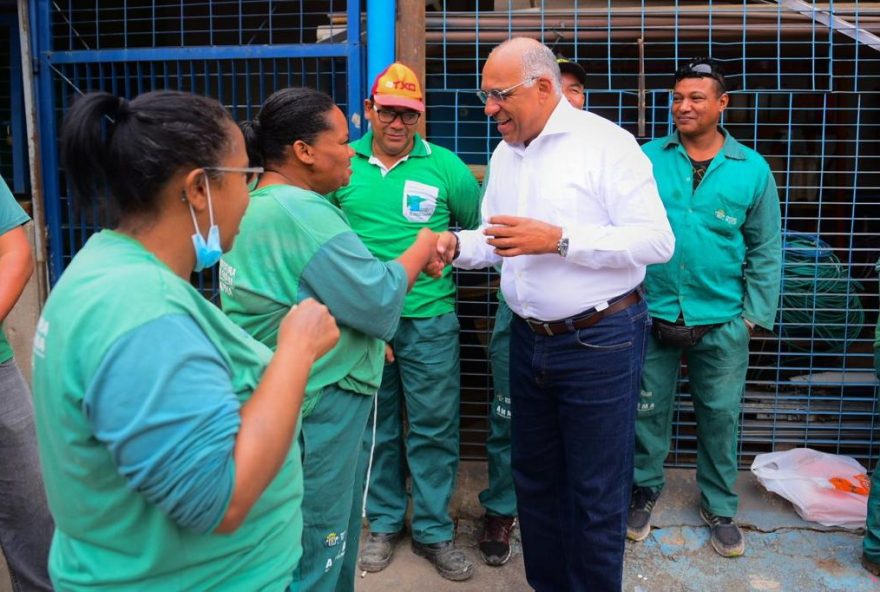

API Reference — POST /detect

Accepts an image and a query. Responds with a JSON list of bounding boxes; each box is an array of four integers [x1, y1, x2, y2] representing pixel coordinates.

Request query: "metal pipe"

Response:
[[778, 0, 880, 53], [637, 37, 645, 138], [426, 7, 880, 37], [367, 0, 395, 92], [16, 0, 49, 304], [346, 0, 364, 138], [424, 26, 843, 44]]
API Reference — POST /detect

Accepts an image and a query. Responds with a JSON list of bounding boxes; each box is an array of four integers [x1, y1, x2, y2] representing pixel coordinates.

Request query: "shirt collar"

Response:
[[662, 126, 746, 161], [506, 96, 570, 154]]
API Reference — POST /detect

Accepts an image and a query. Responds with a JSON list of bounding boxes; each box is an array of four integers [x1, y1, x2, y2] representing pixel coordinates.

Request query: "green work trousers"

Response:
[[478, 299, 517, 518], [296, 385, 373, 592], [634, 317, 750, 517], [361, 313, 461, 544]]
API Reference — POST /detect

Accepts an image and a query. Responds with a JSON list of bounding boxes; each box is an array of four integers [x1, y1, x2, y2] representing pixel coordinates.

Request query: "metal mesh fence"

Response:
[[49, 0, 353, 49], [428, 1, 880, 467], [35, 0, 363, 286], [46, 56, 350, 287], [28, 1, 880, 468], [0, 15, 25, 193]]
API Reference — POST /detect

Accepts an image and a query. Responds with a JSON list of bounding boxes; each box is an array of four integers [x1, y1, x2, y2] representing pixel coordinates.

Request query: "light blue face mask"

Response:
[[188, 176, 223, 272]]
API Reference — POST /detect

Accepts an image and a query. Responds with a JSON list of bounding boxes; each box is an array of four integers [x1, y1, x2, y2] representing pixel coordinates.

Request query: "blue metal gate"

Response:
[[29, 0, 365, 284], [0, 12, 26, 193]]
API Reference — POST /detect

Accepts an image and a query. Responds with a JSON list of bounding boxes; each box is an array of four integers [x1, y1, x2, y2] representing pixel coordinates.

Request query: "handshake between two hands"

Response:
[[422, 215, 564, 277]]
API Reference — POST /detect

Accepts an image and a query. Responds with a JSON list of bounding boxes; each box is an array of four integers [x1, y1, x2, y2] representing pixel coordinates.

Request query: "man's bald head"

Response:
[[481, 37, 564, 146], [488, 38, 562, 97]]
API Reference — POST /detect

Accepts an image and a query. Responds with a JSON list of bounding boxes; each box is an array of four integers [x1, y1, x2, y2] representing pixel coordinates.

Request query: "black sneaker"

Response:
[[700, 507, 745, 557], [358, 531, 403, 572], [861, 553, 880, 577], [479, 514, 516, 566], [627, 486, 660, 542], [412, 539, 474, 581]]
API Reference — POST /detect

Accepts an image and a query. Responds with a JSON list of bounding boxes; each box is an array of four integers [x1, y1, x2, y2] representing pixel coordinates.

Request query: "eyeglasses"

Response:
[[674, 59, 726, 90], [476, 77, 538, 104], [372, 106, 421, 126], [204, 166, 264, 185]]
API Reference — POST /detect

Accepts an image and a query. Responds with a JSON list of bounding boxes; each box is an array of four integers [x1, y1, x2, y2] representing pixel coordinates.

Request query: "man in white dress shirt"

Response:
[[437, 37, 674, 591]]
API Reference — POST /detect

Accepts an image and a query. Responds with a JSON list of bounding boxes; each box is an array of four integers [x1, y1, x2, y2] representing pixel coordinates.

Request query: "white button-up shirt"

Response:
[[456, 98, 675, 321]]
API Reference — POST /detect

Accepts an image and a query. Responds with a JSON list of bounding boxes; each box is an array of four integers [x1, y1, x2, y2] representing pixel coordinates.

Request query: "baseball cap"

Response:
[[370, 62, 425, 113], [556, 58, 587, 87]]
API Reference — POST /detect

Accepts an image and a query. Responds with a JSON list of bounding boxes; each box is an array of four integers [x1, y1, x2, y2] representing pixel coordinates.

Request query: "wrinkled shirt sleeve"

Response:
[[455, 163, 502, 270], [741, 170, 783, 330], [565, 137, 675, 269]]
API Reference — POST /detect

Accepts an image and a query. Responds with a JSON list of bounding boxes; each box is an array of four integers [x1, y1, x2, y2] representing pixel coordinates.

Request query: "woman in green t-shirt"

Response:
[[32, 90, 339, 591], [221, 87, 440, 592]]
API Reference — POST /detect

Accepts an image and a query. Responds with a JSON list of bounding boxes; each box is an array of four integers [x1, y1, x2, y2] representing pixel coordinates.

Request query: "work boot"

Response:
[[627, 485, 661, 542], [700, 507, 745, 557], [479, 514, 516, 566], [411, 539, 474, 581], [861, 554, 880, 577], [358, 531, 403, 572]]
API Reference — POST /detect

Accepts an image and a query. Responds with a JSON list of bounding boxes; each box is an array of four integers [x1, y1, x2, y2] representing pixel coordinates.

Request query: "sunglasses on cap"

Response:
[[674, 59, 727, 91]]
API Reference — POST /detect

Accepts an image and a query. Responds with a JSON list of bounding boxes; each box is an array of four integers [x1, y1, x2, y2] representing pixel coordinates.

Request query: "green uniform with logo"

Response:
[[476, 164, 516, 518], [864, 259, 880, 565], [0, 180, 29, 365], [32, 230, 302, 591], [480, 293, 517, 518], [329, 132, 481, 544], [221, 184, 408, 592], [635, 128, 782, 517]]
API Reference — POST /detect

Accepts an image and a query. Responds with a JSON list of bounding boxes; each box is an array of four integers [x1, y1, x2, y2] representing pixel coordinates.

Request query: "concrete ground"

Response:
[[0, 463, 874, 591], [356, 462, 880, 592]]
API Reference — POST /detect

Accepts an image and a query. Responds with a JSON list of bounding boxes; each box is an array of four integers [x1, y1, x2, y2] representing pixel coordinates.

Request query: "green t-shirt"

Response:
[[32, 230, 302, 591], [221, 184, 408, 416], [642, 128, 782, 329], [328, 132, 481, 318], [0, 175, 30, 364]]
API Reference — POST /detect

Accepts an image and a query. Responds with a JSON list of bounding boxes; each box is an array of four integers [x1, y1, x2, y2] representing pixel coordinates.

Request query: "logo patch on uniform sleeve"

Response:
[[33, 317, 49, 359], [402, 180, 439, 222], [219, 260, 237, 296]]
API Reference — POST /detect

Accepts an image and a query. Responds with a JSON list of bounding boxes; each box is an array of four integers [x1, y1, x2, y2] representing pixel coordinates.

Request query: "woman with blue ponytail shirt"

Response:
[[31, 90, 339, 591]]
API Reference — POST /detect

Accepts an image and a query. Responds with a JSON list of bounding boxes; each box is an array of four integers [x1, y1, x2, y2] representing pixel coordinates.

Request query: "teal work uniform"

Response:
[[221, 184, 407, 592], [635, 128, 782, 517], [479, 294, 517, 517], [32, 230, 302, 591], [864, 259, 880, 564], [328, 131, 481, 543], [476, 164, 516, 518], [0, 178, 29, 364]]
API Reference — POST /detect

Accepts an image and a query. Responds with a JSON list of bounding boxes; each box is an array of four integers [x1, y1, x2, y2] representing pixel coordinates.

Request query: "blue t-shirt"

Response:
[[84, 314, 241, 533]]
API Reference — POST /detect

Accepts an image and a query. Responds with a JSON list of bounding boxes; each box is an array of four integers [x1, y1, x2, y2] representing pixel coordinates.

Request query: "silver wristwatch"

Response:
[[556, 236, 569, 258]]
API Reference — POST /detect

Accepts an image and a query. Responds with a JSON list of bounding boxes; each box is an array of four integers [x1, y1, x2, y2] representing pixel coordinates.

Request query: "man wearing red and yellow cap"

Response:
[[329, 62, 481, 581]]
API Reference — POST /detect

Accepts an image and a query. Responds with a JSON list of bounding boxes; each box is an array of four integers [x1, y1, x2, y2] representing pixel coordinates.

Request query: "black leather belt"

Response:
[[523, 291, 642, 336]]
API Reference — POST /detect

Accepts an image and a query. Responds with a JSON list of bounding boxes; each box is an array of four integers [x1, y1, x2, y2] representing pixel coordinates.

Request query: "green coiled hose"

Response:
[[776, 231, 864, 353]]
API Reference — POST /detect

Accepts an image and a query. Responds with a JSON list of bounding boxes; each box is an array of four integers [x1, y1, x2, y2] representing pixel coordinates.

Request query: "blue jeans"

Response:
[[0, 360, 53, 591], [510, 299, 649, 592]]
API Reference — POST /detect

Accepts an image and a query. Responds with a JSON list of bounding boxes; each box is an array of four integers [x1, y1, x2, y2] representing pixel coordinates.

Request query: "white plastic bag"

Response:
[[750, 447, 870, 529]]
